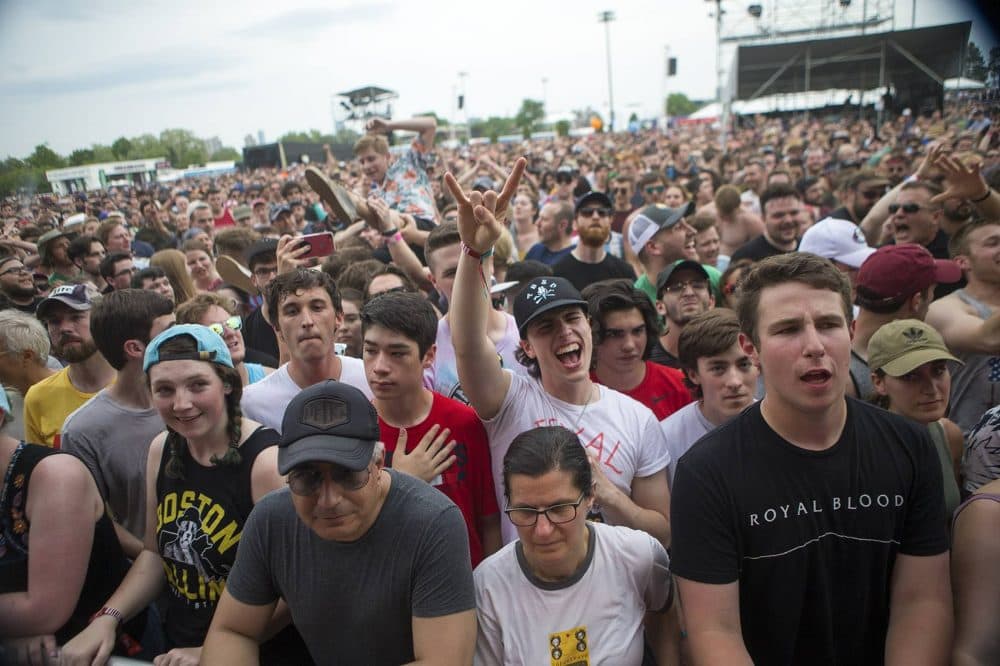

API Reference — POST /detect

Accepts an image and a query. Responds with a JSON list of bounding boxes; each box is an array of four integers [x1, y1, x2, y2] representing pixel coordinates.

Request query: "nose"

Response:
[[801, 323, 826, 357], [172, 388, 193, 412], [532, 512, 556, 538], [371, 351, 390, 374], [316, 476, 344, 508]]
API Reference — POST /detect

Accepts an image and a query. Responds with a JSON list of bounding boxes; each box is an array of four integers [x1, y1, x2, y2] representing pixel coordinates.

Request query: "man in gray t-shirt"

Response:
[[203, 380, 477, 665]]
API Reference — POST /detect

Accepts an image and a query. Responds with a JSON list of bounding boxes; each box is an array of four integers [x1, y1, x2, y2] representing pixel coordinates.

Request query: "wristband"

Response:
[[461, 242, 493, 261], [386, 231, 403, 245], [90, 606, 124, 628], [380, 227, 399, 237], [970, 187, 992, 203]]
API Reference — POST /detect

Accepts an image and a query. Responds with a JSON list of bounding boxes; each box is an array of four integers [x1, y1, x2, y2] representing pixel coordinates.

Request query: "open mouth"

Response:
[[894, 223, 910, 237], [800, 369, 832, 385], [555, 342, 582, 368]]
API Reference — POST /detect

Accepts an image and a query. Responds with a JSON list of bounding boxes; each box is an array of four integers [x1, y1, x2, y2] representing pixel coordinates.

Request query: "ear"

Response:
[[223, 382, 233, 395], [684, 367, 702, 388], [952, 253, 971, 273], [871, 371, 888, 396], [738, 331, 760, 368], [421, 343, 437, 370], [848, 318, 856, 342], [655, 299, 666, 317], [519, 338, 537, 360], [123, 339, 145, 362]]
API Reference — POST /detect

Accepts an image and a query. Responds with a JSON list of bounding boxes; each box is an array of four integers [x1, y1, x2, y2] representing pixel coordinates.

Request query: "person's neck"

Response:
[[529, 524, 590, 582], [107, 364, 152, 410], [642, 256, 670, 282], [67, 354, 116, 394], [195, 274, 218, 290], [514, 216, 535, 234], [595, 360, 646, 393], [377, 387, 434, 427], [659, 322, 683, 357], [540, 375, 597, 405], [961, 275, 1000, 308], [759, 392, 847, 451], [698, 398, 735, 427], [851, 310, 897, 360], [288, 352, 342, 388], [545, 236, 574, 252], [571, 242, 606, 264]]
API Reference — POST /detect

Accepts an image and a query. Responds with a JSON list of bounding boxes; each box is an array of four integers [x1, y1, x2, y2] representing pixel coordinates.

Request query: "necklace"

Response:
[[544, 382, 598, 435]]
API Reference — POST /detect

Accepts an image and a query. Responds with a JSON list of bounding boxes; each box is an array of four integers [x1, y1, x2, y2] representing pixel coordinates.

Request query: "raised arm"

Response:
[[444, 158, 525, 420], [927, 296, 1000, 355], [931, 153, 1000, 222], [860, 143, 942, 245], [368, 116, 437, 150]]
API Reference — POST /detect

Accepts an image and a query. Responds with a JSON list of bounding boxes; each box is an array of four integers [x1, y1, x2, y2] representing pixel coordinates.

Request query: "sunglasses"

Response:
[[644, 185, 666, 195], [288, 465, 371, 495], [888, 202, 934, 214], [555, 175, 574, 184], [208, 315, 242, 337], [578, 207, 611, 218], [662, 279, 709, 295]]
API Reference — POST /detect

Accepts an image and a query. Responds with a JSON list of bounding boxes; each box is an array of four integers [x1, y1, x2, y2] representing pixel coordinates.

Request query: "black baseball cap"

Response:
[[513, 276, 587, 338], [278, 380, 380, 474], [656, 260, 710, 298], [245, 238, 278, 270], [575, 191, 612, 215]]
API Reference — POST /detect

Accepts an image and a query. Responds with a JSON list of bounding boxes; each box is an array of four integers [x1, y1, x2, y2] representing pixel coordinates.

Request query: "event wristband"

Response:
[[386, 232, 404, 245], [970, 187, 992, 203], [461, 242, 493, 260], [90, 606, 123, 628]]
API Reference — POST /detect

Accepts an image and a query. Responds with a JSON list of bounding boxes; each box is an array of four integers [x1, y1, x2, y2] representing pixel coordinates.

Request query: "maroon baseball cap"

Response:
[[855, 244, 962, 306]]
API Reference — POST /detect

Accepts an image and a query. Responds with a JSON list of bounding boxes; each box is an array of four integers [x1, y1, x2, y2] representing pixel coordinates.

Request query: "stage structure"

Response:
[[335, 86, 398, 129]]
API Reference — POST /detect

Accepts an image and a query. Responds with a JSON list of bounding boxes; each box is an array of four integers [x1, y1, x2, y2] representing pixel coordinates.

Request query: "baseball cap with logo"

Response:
[[855, 244, 962, 308], [232, 204, 252, 222], [278, 380, 380, 474], [798, 217, 876, 268], [627, 204, 689, 253], [513, 276, 587, 338], [868, 319, 961, 376], [36, 283, 95, 320]]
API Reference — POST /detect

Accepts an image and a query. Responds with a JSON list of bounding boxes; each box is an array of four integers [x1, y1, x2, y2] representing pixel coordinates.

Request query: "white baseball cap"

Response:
[[798, 217, 875, 268]]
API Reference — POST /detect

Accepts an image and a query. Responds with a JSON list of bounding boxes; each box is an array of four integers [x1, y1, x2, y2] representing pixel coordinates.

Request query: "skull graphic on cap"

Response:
[[528, 279, 557, 304]]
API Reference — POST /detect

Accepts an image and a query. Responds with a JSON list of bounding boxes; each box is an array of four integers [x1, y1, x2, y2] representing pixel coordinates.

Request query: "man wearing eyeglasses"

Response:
[[98, 252, 135, 292], [0, 254, 42, 313], [203, 380, 477, 665], [829, 171, 889, 226], [552, 192, 636, 292], [650, 261, 716, 369]]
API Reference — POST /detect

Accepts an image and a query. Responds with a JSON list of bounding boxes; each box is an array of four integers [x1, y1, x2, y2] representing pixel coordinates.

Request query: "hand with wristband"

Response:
[[443, 157, 526, 257]]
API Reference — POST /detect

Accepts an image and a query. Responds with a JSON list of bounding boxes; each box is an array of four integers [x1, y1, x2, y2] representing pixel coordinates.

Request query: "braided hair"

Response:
[[149, 334, 245, 479]]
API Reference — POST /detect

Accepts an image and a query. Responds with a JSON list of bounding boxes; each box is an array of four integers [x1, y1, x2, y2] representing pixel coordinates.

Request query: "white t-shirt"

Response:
[[485, 372, 671, 543], [240, 356, 371, 433], [427, 312, 526, 404], [660, 401, 715, 485], [474, 521, 672, 666]]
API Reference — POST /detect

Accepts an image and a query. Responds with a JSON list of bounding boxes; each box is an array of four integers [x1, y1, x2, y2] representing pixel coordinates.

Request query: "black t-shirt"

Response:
[[647, 339, 681, 369], [671, 398, 947, 665], [730, 234, 796, 263], [552, 252, 636, 292], [242, 305, 280, 363]]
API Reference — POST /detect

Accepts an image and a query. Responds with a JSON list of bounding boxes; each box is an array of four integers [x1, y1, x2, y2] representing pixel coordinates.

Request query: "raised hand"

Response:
[[392, 424, 456, 484], [276, 234, 311, 273], [443, 157, 526, 253], [930, 154, 990, 204], [366, 117, 391, 135]]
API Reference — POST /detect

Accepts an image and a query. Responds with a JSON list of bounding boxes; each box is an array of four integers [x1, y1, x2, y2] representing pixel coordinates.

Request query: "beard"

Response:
[[53, 337, 98, 363], [3, 283, 36, 300], [578, 225, 610, 248]]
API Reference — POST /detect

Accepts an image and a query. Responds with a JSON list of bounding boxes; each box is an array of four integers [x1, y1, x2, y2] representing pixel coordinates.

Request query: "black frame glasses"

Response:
[[287, 464, 372, 496], [888, 202, 933, 215], [662, 279, 709, 295], [0, 265, 30, 278], [505, 492, 587, 527]]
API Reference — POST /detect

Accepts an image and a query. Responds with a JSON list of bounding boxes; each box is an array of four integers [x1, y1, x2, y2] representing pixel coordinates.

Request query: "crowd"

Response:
[[0, 96, 998, 665]]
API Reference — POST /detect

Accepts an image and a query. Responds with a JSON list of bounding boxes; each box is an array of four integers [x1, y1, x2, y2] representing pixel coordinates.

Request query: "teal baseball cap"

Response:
[[0, 384, 11, 419], [143, 324, 234, 372]]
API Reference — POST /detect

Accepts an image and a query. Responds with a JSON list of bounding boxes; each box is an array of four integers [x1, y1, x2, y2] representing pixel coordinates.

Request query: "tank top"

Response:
[[245, 362, 266, 385], [949, 290, 1000, 433], [951, 492, 1000, 533], [0, 442, 145, 645], [154, 426, 275, 648], [849, 348, 874, 399], [927, 420, 961, 524]]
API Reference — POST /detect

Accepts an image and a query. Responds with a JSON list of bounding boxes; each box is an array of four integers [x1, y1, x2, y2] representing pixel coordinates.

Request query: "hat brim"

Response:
[[656, 260, 710, 296], [278, 434, 375, 475], [835, 246, 877, 269], [879, 348, 962, 377], [216, 255, 256, 294], [36, 296, 89, 320], [517, 298, 587, 337], [932, 259, 963, 285]]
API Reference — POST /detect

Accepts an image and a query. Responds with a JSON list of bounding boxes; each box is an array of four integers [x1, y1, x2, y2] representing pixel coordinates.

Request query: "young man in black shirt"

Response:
[[671, 253, 951, 664]]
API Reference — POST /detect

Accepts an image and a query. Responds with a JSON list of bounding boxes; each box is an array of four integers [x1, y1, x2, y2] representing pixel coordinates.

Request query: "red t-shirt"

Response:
[[214, 208, 236, 228], [379, 392, 499, 567], [592, 361, 693, 421]]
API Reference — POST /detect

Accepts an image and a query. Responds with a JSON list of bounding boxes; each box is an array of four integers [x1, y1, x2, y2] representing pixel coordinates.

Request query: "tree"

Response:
[[209, 147, 242, 162], [111, 136, 132, 159], [68, 148, 96, 166], [128, 134, 166, 160], [25, 144, 65, 170], [665, 93, 701, 117], [470, 116, 517, 143], [514, 99, 545, 139], [988, 46, 1000, 87], [159, 128, 206, 168], [965, 41, 988, 82], [554, 120, 571, 137]]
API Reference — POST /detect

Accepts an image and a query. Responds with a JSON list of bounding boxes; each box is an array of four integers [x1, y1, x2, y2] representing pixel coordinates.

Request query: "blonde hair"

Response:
[[151, 249, 198, 304]]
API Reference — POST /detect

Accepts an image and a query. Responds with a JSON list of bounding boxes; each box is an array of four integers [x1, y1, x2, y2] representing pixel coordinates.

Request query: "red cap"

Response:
[[856, 244, 962, 304]]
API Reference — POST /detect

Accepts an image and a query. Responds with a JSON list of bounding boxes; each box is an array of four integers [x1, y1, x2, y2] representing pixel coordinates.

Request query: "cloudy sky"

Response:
[[0, 0, 996, 159]]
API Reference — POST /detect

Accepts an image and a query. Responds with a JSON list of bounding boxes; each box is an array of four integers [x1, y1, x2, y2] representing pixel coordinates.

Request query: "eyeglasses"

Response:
[[859, 188, 885, 199], [0, 265, 29, 277], [208, 316, 242, 337], [613, 187, 630, 195], [578, 207, 611, 218], [113, 266, 135, 278], [644, 185, 666, 195], [287, 464, 372, 495], [505, 492, 587, 527], [253, 265, 278, 278], [662, 279, 709, 295], [555, 175, 574, 184], [888, 202, 934, 215]]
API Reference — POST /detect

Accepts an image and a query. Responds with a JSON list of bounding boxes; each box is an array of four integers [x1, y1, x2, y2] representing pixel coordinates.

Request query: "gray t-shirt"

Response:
[[60, 389, 163, 540], [226, 469, 475, 665]]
